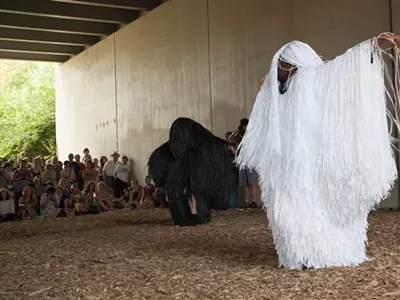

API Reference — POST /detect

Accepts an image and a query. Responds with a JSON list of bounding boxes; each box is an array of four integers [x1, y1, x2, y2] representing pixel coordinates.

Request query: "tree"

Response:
[[0, 60, 56, 160]]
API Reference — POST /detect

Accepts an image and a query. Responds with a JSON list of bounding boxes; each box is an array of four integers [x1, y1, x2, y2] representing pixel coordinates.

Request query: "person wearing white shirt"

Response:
[[102, 151, 120, 196], [113, 156, 130, 198]]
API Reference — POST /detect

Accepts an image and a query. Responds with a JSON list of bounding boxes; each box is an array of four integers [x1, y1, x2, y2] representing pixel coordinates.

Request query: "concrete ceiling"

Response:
[[0, 0, 163, 63]]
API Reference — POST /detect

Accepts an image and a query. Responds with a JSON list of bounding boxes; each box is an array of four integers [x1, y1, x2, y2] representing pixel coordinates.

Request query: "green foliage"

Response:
[[0, 60, 56, 160]]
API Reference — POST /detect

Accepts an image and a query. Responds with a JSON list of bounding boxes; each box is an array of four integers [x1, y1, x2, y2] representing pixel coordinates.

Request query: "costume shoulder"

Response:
[[169, 117, 228, 159]]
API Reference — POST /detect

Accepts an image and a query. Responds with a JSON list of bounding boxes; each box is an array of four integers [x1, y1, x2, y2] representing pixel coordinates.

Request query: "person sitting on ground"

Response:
[[60, 161, 76, 183], [124, 180, 140, 209], [137, 177, 156, 209], [94, 182, 115, 211], [81, 181, 100, 214], [56, 186, 72, 217], [59, 178, 72, 193], [40, 186, 60, 218], [19, 186, 37, 219], [70, 183, 84, 214], [0, 189, 17, 222], [138, 176, 155, 209], [121, 187, 131, 203]]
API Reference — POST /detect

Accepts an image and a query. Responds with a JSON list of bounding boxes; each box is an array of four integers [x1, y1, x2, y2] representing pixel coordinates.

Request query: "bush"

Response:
[[0, 60, 56, 160]]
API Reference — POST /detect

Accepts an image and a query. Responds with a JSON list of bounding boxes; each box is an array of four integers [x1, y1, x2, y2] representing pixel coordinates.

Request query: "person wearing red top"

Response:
[[141, 176, 155, 201]]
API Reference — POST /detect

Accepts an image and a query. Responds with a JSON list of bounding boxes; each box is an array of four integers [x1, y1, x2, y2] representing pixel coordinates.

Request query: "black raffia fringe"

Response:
[[148, 117, 237, 226]]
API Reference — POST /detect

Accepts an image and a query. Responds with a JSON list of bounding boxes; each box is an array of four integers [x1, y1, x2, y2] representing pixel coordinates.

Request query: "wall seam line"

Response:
[[113, 34, 119, 152], [206, 0, 214, 132]]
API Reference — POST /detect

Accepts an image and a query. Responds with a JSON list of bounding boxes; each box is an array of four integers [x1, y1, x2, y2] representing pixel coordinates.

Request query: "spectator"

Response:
[[68, 153, 80, 182], [81, 182, 98, 213], [99, 156, 108, 182], [93, 158, 100, 179], [113, 156, 130, 198], [55, 186, 64, 203], [31, 157, 42, 177], [12, 158, 33, 202], [45, 180, 55, 188], [0, 162, 13, 189], [19, 186, 37, 219], [56, 186, 70, 216], [40, 186, 60, 218], [127, 180, 142, 209], [225, 132, 238, 209], [52, 156, 63, 182], [74, 154, 86, 190], [139, 176, 156, 209], [95, 182, 114, 211], [70, 183, 84, 214], [225, 131, 233, 141], [239, 118, 248, 137], [33, 176, 46, 208], [236, 118, 258, 209], [41, 163, 57, 187], [82, 160, 98, 189], [142, 176, 155, 201], [60, 161, 76, 182], [59, 178, 70, 191], [102, 151, 120, 196], [0, 189, 17, 222], [83, 148, 92, 161], [38, 157, 46, 171]]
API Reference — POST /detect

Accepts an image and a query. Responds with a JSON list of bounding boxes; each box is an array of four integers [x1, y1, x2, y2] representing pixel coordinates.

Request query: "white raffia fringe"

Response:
[[236, 39, 399, 269]]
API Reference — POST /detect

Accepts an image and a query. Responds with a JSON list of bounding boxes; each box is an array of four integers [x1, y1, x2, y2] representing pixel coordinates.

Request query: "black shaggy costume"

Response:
[[148, 117, 237, 226]]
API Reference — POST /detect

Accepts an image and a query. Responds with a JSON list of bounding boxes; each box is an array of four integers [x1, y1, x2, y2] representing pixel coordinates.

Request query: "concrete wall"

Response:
[[56, 35, 117, 159], [56, 0, 399, 208], [114, 0, 211, 180]]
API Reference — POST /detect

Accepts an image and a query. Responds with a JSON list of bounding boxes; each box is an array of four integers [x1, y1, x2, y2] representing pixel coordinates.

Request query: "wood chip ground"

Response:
[[1, 209, 399, 300]]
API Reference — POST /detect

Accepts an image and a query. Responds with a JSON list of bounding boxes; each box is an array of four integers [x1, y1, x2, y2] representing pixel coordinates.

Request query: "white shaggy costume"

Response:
[[236, 37, 399, 269]]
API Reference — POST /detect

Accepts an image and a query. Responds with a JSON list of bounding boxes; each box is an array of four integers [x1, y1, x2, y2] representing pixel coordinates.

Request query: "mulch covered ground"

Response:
[[1, 209, 400, 300]]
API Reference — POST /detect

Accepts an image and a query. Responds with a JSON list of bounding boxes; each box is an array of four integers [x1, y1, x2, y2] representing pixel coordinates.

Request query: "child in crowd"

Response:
[[71, 183, 84, 214], [40, 186, 60, 218], [0, 188, 17, 222], [138, 176, 156, 209]]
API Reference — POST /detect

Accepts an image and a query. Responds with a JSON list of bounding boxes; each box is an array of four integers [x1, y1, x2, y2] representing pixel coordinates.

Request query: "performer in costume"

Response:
[[148, 117, 237, 226], [236, 33, 400, 269]]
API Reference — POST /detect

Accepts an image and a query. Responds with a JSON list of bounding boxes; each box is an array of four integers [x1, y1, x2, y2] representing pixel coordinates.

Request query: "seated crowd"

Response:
[[0, 149, 167, 222]]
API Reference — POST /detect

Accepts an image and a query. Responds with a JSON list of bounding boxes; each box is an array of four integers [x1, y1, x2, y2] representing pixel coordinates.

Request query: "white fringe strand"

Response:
[[236, 39, 399, 269]]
